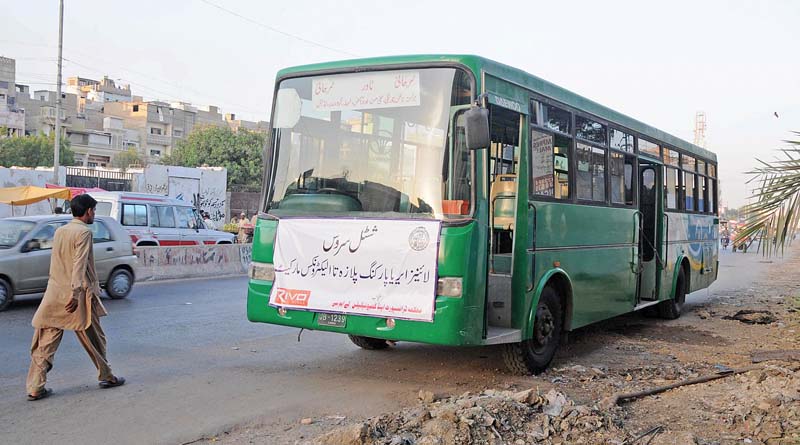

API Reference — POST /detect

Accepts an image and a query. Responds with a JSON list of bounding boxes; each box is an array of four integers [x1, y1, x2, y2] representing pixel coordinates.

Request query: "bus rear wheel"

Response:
[[348, 335, 390, 350], [658, 267, 686, 319], [502, 286, 563, 375]]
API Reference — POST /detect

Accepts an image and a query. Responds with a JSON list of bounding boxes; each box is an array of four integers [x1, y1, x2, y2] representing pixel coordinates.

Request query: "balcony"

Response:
[[147, 133, 171, 146]]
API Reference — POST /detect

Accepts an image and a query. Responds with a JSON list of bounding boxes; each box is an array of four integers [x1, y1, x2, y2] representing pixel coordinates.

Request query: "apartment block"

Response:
[[0, 56, 25, 137], [4, 56, 269, 166]]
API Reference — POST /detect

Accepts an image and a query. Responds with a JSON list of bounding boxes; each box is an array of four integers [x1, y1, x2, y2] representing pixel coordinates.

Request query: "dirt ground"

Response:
[[198, 248, 800, 445]]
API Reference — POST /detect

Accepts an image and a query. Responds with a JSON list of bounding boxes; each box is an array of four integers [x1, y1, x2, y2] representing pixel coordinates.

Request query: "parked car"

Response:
[[88, 192, 235, 247], [0, 215, 137, 311]]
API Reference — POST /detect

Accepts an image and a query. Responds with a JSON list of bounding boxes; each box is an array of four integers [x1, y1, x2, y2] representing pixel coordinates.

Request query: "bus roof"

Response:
[[276, 54, 716, 163]]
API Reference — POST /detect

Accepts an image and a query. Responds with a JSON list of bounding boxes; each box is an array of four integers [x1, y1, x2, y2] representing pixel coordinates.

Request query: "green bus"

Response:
[[247, 55, 719, 374]]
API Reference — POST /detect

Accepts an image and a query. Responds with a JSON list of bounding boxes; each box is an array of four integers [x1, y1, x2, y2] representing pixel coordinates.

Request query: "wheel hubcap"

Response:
[[112, 274, 130, 295], [0, 285, 7, 305], [533, 305, 555, 353]]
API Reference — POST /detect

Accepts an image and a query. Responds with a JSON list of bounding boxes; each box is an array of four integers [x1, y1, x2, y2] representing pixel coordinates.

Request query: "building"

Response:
[[67, 76, 132, 104], [16, 88, 78, 137], [0, 56, 25, 137], [4, 56, 269, 165], [225, 113, 269, 133]]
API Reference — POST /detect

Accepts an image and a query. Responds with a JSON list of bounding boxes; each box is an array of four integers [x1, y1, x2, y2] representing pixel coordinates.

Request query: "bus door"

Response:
[[486, 105, 523, 332], [637, 162, 663, 302]]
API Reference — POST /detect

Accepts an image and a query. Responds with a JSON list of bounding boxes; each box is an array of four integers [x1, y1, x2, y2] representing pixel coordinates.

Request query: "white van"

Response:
[[89, 192, 235, 247]]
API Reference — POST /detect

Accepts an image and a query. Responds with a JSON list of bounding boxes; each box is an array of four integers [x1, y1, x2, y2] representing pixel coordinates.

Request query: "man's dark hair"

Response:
[[70, 194, 97, 217], [54, 207, 64, 214]]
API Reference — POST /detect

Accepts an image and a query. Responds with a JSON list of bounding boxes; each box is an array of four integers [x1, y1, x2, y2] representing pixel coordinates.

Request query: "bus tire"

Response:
[[348, 335, 390, 350], [502, 286, 563, 375], [658, 267, 686, 320]]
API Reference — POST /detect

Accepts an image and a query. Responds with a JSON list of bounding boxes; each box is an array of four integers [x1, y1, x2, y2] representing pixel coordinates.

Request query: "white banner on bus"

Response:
[[269, 218, 441, 322], [312, 71, 421, 112]]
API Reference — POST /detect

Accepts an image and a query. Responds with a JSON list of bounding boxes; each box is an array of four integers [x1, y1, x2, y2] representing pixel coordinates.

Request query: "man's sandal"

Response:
[[27, 388, 53, 401], [99, 376, 126, 389]]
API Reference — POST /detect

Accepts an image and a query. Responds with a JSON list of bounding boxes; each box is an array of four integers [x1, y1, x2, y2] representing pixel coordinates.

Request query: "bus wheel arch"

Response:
[[526, 270, 574, 337], [503, 270, 572, 375], [504, 284, 565, 375]]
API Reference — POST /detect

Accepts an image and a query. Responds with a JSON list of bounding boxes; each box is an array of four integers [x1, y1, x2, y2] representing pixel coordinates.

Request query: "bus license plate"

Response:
[[317, 313, 346, 328]]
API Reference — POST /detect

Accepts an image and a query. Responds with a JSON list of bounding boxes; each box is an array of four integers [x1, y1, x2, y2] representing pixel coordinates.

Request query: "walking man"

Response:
[[26, 194, 125, 401]]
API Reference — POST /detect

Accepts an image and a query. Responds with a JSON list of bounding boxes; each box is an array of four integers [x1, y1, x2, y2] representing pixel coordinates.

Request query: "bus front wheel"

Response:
[[502, 286, 563, 375], [348, 335, 390, 350]]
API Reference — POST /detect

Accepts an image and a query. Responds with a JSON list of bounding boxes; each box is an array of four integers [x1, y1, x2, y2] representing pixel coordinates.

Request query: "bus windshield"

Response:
[[267, 67, 472, 219]]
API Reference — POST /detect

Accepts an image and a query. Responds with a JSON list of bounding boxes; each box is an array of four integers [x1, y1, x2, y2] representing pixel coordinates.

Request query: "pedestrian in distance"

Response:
[[202, 211, 216, 230], [26, 194, 125, 401]]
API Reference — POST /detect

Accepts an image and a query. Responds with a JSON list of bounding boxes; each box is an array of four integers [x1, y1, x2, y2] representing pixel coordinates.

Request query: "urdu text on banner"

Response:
[[269, 218, 441, 322]]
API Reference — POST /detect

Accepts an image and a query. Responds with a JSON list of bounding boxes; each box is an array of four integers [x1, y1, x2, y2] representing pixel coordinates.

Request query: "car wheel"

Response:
[[106, 268, 133, 299], [0, 278, 13, 312], [348, 335, 390, 350], [502, 286, 563, 375]]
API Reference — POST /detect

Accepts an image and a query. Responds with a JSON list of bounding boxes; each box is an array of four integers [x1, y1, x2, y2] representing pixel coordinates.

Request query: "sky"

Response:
[[1, 0, 798, 208]]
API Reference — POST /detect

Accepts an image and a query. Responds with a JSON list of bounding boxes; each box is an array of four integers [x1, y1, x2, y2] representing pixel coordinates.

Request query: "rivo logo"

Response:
[[274, 288, 311, 307]]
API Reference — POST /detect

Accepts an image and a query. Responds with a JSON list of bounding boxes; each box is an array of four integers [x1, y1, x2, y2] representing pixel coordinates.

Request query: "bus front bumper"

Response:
[[246, 280, 480, 346]]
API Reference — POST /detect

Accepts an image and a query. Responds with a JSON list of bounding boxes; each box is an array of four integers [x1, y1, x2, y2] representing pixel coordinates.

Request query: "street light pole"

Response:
[[53, 0, 64, 185]]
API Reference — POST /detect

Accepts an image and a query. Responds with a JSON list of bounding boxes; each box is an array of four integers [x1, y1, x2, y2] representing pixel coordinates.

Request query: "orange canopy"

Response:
[[0, 185, 71, 206]]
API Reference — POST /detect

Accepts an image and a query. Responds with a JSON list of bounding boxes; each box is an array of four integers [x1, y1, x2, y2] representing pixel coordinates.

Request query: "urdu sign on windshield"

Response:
[[312, 71, 421, 112], [269, 218, 441, 322]]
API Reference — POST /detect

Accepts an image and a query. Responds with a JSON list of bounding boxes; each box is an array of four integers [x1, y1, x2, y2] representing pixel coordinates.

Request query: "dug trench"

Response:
[[198, 248, 800, 445]]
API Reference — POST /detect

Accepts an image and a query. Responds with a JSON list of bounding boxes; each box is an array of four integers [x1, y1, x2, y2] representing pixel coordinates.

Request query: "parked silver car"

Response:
[[0, 215, 137, 311]]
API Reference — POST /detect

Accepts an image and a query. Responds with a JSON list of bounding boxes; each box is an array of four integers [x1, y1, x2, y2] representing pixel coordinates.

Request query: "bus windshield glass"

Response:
[[267, 67, 472, 219]]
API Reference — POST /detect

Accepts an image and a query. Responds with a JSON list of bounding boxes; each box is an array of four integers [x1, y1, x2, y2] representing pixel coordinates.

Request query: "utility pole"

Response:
[[53, 0, 64, 185], [693, 111, 707, 148]]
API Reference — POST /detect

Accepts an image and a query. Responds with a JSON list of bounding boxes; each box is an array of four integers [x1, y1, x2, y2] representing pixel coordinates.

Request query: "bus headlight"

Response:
[[249, 262, 275, 281], [437, 277, 463, 297]]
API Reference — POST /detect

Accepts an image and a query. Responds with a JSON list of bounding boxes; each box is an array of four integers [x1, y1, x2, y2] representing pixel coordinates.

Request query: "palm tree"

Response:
[[734, 131, 800, 256]]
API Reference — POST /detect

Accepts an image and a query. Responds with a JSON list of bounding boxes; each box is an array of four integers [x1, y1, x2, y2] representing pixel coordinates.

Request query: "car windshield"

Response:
[[266, 67, 473, 219], [0, 220, 36, 248]]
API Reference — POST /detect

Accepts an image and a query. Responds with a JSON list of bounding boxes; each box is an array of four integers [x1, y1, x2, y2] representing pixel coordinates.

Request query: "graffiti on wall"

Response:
[[239, 243, 252, 267], [145, 183, 168, 195], [193, 188, 226, 221], [139, 245, 225, 267], [135, 244, 251, 278]]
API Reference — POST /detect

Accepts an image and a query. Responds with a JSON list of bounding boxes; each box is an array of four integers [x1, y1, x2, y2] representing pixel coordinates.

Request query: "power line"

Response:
[[60, 57, 267, 118], [61, 48, 268, 116], [196, 0, 358, 57]]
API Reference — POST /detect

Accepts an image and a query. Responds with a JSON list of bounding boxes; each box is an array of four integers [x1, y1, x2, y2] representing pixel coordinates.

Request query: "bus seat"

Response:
[[491, 174, 516, 230]]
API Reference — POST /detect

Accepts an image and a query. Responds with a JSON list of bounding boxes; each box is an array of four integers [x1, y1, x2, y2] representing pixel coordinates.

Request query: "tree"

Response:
[[161, 126, 266, 189], [0, 133, 74, 168], [112, 148, 146, 170], [735, 131, 800, 255]]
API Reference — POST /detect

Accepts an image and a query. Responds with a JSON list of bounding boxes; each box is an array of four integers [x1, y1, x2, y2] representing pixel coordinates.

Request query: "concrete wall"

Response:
[[135, 243, 251, 281], [131, 165, 228, 223], [227, 191, 260, 220], [1, 165, 227, 222], [0, 166, 67, 218]]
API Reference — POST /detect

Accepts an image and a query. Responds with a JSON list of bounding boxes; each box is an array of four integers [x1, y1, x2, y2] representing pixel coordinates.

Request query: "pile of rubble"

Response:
[[306, 359, 800, 445], [716, 365, 800, 444], [310, 388, 626, 445]]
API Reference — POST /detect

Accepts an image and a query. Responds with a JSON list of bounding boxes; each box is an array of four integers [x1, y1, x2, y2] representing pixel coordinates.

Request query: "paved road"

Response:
[[0, 246, 785, 444]]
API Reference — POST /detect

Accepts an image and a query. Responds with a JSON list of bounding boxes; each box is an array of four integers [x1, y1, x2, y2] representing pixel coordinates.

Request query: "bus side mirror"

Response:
[[464, 106, 490, 150]]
